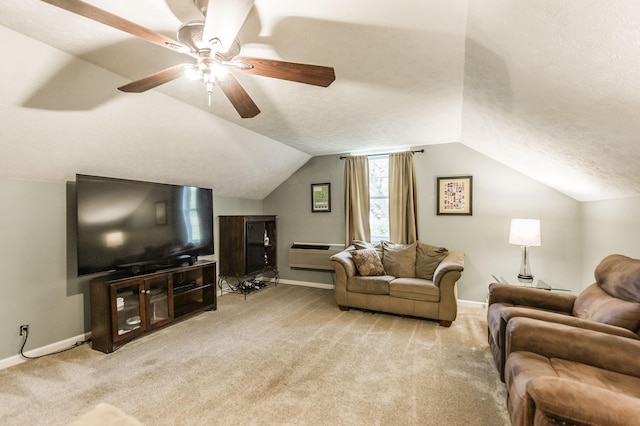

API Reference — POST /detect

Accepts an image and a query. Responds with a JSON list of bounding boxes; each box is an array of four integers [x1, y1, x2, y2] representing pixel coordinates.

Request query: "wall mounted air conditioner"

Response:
[[288, 242, 345, 270]]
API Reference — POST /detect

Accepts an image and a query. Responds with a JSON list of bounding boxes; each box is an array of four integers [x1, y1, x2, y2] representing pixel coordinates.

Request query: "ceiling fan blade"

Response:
[[200, 0, 254, 52], [41, 0, 191, 54], [218, 73, 260, 118], [118, 64, 187, 93], [234, 57, 336, 87]]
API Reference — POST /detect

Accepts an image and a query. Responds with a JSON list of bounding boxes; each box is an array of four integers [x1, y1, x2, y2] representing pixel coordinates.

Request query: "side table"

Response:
[[492, 275, 571, 292]]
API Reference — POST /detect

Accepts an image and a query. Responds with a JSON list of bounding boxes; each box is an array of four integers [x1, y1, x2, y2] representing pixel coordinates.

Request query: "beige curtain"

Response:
[[344, 156, 370, 245], [389, 151, 418, 243]]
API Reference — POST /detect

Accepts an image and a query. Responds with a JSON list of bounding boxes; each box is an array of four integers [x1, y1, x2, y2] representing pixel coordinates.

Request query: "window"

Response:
[[369, 155, 389, 242]]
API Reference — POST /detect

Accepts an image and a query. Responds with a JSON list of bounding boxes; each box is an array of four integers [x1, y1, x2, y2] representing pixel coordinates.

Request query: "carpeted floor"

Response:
[[0, 284, 509, 425]]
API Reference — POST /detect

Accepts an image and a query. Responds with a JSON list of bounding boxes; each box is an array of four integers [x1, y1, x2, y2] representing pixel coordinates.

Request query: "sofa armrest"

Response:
[[330, 247, 356, 307], [506, 317, 640, 378], [433, 251, 464, 287], [527, 377, 640, 426], [488, 282, 576, 313], [330, 246, 357, 279], [500, 307, 639, 338]]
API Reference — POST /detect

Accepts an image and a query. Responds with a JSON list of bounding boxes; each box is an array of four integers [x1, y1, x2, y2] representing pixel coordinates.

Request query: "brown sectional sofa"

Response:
[[489, 254, 640, 425], [488, 254, 640, 381], [330, 241, 464, 326]]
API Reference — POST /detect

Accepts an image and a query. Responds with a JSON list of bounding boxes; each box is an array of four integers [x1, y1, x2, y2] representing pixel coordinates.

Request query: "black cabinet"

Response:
[[219, 215, 277, 278]]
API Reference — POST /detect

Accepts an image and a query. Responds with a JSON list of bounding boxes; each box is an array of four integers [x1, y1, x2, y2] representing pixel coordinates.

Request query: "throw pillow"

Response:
[[382, 241, 417, 278], [350, 249, 386, 276], [352, 239, 384, 260], [415, 242, 448, 280]]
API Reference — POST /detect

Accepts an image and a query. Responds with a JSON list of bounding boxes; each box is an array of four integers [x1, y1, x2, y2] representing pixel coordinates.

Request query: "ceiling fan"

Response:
[[41, 0, 336, 118]]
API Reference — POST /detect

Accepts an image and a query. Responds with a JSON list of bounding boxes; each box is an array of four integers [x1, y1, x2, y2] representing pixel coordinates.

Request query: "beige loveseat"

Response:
[[330, 241, 464, 326]]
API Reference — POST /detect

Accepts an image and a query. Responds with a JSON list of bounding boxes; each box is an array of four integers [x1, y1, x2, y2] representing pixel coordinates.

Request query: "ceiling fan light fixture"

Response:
[[183, 65, 201, 80], [211, 63, 229, 82]]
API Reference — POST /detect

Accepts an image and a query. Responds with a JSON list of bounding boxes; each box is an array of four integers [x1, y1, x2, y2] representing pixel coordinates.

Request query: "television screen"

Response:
[[76, 174, 214, 276]]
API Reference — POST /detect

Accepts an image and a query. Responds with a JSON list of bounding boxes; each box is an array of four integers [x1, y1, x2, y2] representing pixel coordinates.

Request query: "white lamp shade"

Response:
[[509, 219, 541, 247]]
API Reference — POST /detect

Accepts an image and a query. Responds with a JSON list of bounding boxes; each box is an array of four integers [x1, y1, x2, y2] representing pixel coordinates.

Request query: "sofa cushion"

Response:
[[550, 358, 640, 398], [505, 351, 640, 426], [382, 241, 416, 278], [347, 275, 393, 295], [573, 283, 640, 333], [352, 239, 384, 260], [350, 249, 386, 276], [389, 278, 440, 302], [415, 242, 448, 280]]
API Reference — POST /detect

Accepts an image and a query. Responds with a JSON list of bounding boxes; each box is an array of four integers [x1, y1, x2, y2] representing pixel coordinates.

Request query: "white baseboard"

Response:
[[277, 278, 334, 290], [458, 299, 487, 309], [0, 332, 91, 371]]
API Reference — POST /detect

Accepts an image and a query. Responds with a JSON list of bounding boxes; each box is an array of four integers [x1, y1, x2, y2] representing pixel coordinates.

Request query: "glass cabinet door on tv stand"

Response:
[[109, 276, 173, 345], [111, 280, 145, 343], [144, 275, 173, 328]]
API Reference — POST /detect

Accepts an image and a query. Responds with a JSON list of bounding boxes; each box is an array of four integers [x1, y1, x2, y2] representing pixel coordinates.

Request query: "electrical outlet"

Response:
[[19, 324, 29, 336]]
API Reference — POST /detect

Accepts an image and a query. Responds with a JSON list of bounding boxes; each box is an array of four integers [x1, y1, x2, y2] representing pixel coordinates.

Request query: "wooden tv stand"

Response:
[[90, 261, 217, 353]]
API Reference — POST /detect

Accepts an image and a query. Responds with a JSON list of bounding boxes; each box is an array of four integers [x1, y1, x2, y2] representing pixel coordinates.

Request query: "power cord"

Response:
[[20, 327, 92, 360]]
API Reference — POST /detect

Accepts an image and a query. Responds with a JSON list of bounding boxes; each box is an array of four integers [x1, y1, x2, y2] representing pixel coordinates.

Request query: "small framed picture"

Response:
[[437, 176, 473, 215], [311, 183, 331, 212]]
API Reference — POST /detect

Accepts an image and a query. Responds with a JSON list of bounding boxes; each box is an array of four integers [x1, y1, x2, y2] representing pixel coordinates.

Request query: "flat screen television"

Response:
[[76, 174, 214, 276]]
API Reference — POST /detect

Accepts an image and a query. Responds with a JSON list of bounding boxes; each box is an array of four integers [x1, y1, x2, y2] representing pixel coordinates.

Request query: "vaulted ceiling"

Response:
[[1, 0, 638, 201]]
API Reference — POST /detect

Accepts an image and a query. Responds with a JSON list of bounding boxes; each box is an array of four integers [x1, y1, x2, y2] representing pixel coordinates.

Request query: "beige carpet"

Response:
[[0, 284, 509, 425]]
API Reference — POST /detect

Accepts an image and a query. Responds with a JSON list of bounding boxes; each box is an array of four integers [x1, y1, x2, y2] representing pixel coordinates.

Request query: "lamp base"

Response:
[[517, 274, 534, 284], [517, 246, 534, 284]]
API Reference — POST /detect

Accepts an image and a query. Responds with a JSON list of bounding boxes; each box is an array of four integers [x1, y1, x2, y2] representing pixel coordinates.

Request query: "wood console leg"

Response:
[[439, 320, 452, 327], [338, 305, 349, 311]]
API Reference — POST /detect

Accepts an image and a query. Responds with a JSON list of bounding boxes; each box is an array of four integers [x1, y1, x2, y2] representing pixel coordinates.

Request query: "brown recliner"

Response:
[[487, 254, 640, 381], [504, 317, 640, 426]]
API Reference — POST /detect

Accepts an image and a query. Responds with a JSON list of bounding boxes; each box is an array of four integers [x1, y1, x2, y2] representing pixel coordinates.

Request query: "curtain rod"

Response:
[[339, 149, 424, 160]]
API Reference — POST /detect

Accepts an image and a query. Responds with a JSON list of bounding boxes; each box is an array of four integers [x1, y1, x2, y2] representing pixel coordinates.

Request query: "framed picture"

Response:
[[311, 183, 331, 212], [437, 176, 473, 215]]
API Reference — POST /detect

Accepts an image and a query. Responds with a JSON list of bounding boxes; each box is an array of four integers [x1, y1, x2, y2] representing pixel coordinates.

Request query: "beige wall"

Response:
[[2, 153, 639, 361], [0, 177, 263, 362], [264, 142, 583, 303], [581, 196, 640, 284]]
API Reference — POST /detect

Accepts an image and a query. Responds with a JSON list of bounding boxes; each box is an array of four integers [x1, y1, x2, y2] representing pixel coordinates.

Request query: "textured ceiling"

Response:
[[1, 0, 639, 201], [462, 0, 640, 201]]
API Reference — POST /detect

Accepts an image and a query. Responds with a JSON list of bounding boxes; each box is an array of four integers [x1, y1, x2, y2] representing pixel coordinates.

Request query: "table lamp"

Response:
[[508, 219, 541, 283]]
